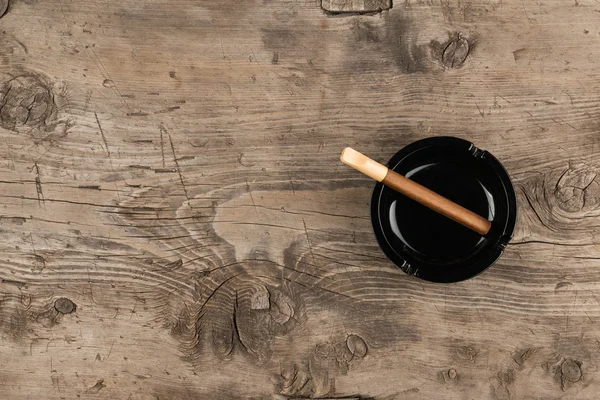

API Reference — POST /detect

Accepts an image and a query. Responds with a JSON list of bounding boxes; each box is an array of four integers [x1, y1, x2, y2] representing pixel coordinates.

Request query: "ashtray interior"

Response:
[[371, 137, 517, 283]]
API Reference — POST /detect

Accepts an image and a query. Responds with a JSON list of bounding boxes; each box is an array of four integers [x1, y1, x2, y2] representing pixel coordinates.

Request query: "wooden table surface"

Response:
[[1, 0, 599, 399]]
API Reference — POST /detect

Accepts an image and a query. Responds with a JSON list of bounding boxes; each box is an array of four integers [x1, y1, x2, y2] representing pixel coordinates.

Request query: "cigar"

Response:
[[340, 147, 492, 236]]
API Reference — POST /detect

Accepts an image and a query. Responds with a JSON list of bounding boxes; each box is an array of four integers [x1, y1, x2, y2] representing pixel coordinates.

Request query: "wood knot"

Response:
[[431, 33, 473, 70], [269, 290, 295, 325], [346, 334, 368, 358], [517, 164, 600, 238], [497, 369, 515, 385], [491, 368, 515, 400], [208, 284, 300, 361], [442, 36, 470, 68], [511, 347, 536, 368], [448, 368, 457, 379], [0, 74, 58, 132], [54, 298, 76, 314], [553, 163, 599, 214], [278, 364, 315, 397], [455, 345, 478, 362], [308, 335, 369, 385], [211, 324, 234, 356], [561, 359, 582, 389]]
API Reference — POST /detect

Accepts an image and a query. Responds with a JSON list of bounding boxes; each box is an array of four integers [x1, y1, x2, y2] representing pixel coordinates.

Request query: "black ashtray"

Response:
[[371, 136, 517, 283]]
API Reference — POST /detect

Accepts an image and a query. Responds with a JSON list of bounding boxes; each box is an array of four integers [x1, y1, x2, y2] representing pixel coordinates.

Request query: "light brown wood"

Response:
[[1, 0, 600, 399], [321, 0, 392, 13], [341, 147, 492, 235]]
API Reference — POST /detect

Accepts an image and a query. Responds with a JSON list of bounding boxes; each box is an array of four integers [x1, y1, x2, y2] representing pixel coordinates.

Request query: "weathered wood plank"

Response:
[[0, 0, 599, 399]]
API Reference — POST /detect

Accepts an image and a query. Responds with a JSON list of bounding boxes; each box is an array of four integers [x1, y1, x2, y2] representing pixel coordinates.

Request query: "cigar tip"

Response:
[[340, 147, 388, 182], [340, 147, 360, 166], [340, 147, 349, 162]]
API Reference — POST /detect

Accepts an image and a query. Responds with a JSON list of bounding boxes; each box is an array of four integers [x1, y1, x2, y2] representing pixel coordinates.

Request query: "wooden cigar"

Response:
[[340, 147, 492, 236]]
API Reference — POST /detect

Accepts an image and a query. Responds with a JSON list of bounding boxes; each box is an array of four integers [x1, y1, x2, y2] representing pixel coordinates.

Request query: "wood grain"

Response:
[[321, 0, 392, 13], [0, 0, 600, 399]]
